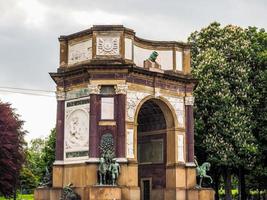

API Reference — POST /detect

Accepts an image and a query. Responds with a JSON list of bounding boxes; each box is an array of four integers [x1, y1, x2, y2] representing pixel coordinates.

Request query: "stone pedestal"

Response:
[[199, 188, 215, 200], [34, 187, 61, 200], [88, 186, 122, 200], [187, 188, 215, 200]]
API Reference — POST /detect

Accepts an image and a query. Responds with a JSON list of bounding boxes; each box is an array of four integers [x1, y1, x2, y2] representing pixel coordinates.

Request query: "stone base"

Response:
[[35, 186, 123, 200], [199, 188, 215, 200], [121, 186, 140, 200], [34, 187, 62, 200], [188, 188, 215, 200], [35, 186, 214, 200], [88, 185, 121, 200]]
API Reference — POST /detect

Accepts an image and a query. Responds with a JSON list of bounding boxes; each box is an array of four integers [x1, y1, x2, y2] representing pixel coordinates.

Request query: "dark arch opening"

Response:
[[137, 99, 167, 200]]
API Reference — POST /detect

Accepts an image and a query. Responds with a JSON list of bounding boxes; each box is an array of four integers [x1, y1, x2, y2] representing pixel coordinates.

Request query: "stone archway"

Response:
[[135, 98, 176, 200]]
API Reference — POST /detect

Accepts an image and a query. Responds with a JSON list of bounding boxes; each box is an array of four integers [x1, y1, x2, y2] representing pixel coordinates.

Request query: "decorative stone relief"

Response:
[[177, 134, 185, 162], [126, 129, 134, 159], [166, 96, 185, 127], [88, 84, 101, 94], [64, 98, 90, 160], [68, 39, 92, 65], [126, 90, 150, 122], [115, 84, 128, 94], [96, 36, 120, 56], [185, 96, 195, 106], [56, 91, 66, 101]]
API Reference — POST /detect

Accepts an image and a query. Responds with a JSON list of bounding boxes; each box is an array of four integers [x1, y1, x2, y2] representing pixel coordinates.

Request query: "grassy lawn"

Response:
[[0, 194, 33, 200]]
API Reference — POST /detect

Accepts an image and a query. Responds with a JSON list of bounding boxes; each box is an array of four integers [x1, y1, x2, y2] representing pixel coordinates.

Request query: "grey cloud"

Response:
[[0, 0, 266, 90]]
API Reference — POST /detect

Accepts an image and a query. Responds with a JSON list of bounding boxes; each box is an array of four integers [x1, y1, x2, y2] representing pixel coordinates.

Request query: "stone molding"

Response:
[[185, 162, 196, 167], [115, 84, 128, 94], [185, 96, 195, 106], [88, 84, 101, 94], [56, 91, 66, 100]]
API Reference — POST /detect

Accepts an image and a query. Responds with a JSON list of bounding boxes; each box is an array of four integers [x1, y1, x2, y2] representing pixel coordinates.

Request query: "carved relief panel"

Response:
[[68, 39, 92, 65], [126, 129, 134, 159], [165, 96, 185, 128], [177, 134, 185, 162], [64, 98, 90, 160], [96, 33, 120, 56], [126, 90, 150, 122]]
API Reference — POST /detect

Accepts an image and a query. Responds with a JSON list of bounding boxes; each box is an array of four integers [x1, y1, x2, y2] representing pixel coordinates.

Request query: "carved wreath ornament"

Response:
[[97, 37, 119, 55]]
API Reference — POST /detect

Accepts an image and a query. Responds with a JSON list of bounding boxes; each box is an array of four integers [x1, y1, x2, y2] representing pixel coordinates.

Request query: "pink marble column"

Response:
[[88, 84, 101, 158], [115, 84, 128, 158], [55, 91, 65, 161]]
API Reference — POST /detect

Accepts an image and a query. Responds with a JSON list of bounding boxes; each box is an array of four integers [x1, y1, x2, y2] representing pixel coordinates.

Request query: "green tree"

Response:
[[41, 128, 56, 177], [19, 167, 38, 194], [188, 22, 259, 200], [19, 128, 56, 192], [246, 27, 267, 198], [25, 138, 46, 183]]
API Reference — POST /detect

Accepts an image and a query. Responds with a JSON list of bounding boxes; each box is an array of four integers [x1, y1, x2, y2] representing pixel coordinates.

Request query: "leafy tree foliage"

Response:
[[19, 167, 38, 194], [188, 22, 266, 199], [246, 27, 267, 193], [0, 101, 26, 197], [19, 128, 56, 192], [189, 22, 258, 169], [41, 128, 56, 175]]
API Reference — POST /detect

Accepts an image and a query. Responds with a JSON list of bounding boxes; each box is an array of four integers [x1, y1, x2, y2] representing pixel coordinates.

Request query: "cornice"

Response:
[[50, 64, 197, 85], [58, 25, 190, 48]]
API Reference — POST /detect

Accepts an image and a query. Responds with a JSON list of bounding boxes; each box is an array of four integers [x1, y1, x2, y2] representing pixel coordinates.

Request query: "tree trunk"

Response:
[[214, 173, 220, 200], [224, 170, 232, 200], [13, 185, 16, 200], [238, 168, 246, 200]]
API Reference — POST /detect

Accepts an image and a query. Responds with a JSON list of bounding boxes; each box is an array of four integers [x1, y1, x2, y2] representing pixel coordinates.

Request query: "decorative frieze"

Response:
[[165, 96, 185, 127], [185, 96, 195, 106], [115, 84, 128, 94], [88, 84, 101, 94], [66, 88, 89, 100], [126, 90, 150, 122]]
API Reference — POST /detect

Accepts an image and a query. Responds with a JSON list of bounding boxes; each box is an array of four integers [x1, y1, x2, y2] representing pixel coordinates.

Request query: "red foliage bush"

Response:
[[0, 101, 26, 197]]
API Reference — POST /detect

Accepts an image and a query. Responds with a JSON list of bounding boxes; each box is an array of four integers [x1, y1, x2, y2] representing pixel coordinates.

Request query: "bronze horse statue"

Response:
[[194, 157, 213, 188]]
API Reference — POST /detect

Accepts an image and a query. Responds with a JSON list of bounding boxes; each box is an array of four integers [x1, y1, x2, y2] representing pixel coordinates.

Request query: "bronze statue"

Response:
[[98, 157, 108, 185], [60, 183, 80, 200], [97, 133, 120, 185], [194, 156, 213, 188], [39, 167, 52, 187], [109, 159, 120, 185]]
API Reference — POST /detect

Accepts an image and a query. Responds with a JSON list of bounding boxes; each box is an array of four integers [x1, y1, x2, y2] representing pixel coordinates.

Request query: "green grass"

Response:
[[0, 194, 34, 200]]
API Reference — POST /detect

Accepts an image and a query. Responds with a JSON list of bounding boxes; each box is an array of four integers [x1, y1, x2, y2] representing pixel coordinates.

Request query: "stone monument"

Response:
[[34, 25, 214, 200]]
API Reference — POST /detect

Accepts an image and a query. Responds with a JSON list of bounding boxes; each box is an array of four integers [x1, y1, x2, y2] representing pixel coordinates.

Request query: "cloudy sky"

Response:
[[0, 0, 266, 141]]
